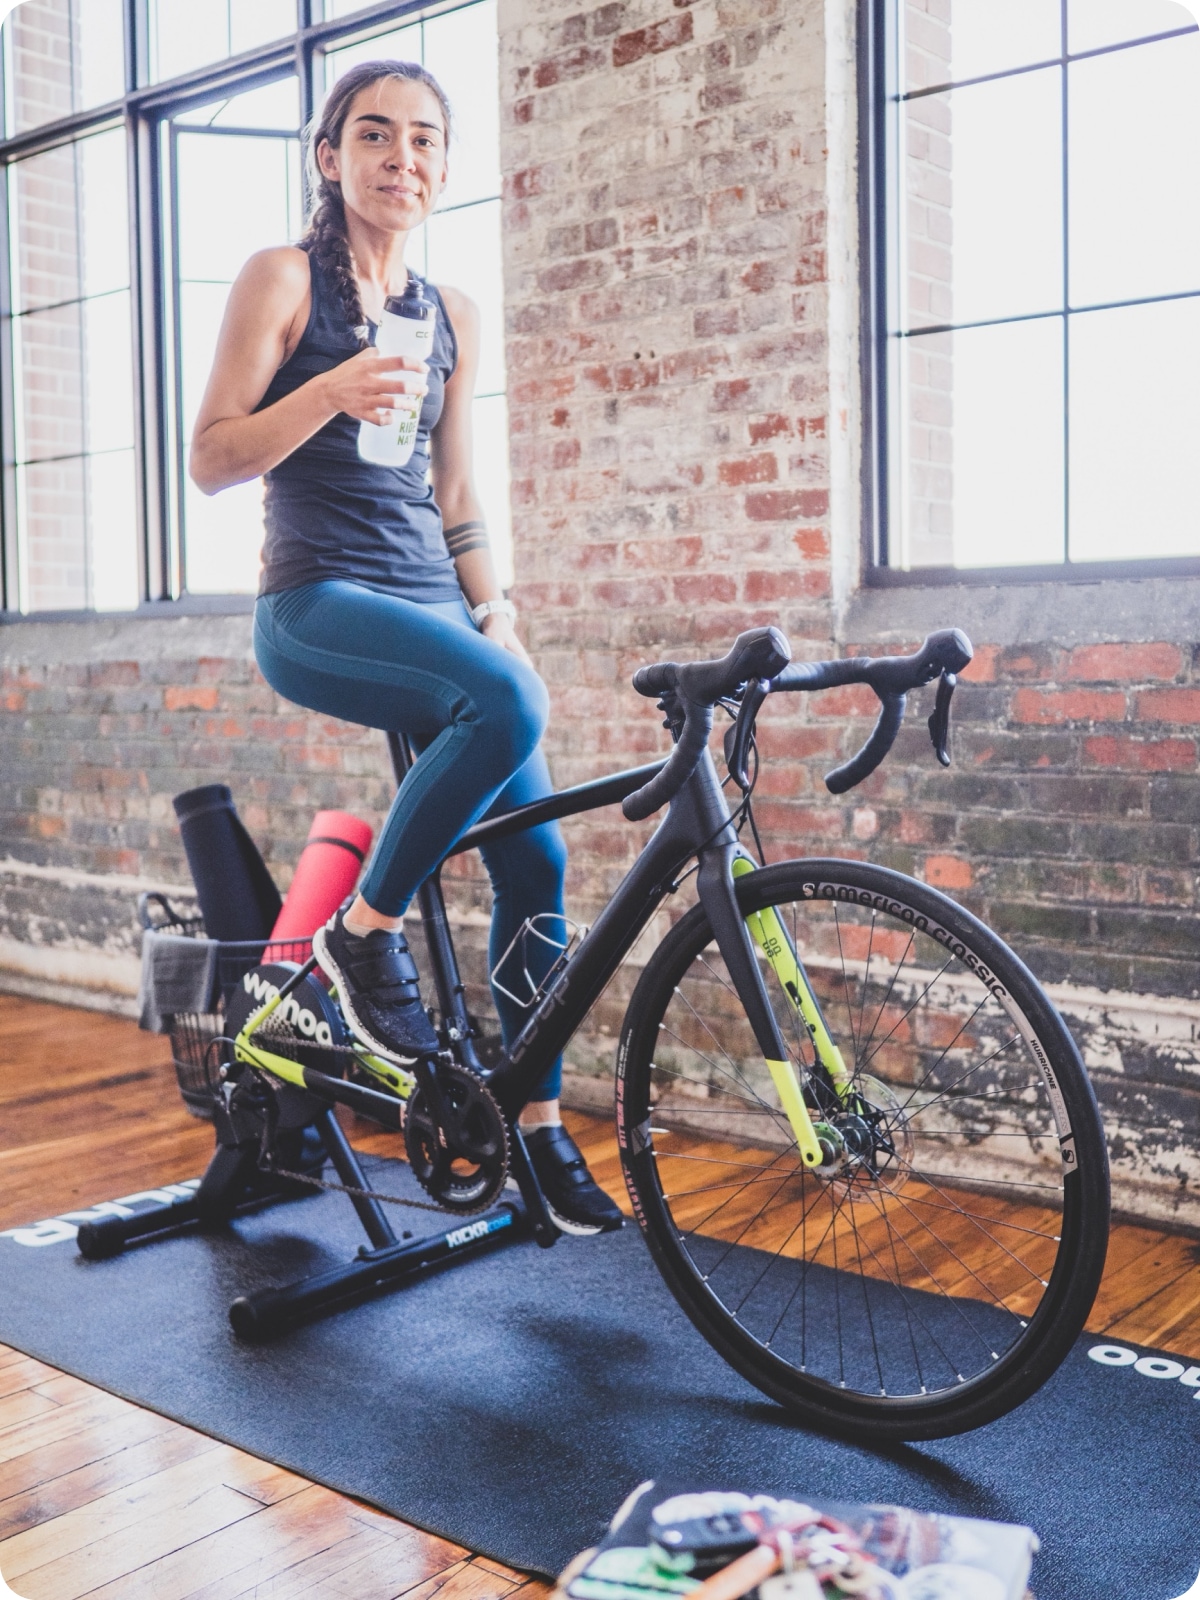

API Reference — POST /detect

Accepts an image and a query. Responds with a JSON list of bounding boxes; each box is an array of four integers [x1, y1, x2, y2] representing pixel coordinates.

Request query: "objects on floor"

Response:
[[559, 1484, 1039, 1600]]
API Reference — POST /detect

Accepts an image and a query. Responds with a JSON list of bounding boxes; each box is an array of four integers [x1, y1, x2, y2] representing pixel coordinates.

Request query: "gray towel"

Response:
[[138, 931, 221, 1032]]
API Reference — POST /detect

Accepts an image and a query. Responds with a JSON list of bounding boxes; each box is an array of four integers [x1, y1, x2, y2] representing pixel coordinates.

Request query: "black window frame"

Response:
[[860, 0, 1200, 589], [0, 0, 444, 620]]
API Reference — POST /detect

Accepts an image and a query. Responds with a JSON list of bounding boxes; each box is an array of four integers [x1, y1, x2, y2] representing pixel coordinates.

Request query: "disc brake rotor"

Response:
[[823, 1072, 913, 1200], [404, 1060, 509, 1214]]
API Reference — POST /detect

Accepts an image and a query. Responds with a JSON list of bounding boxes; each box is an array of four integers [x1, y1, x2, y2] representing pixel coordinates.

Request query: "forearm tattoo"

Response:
[[444, 520, 490, 558]]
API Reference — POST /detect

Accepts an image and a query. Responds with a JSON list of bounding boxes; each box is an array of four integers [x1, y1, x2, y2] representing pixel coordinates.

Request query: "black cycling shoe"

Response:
[[523, 1123, 624, 1236], [313, 909, 439, 1064]]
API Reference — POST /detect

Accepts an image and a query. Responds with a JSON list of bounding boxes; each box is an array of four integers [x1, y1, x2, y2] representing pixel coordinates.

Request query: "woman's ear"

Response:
[[316, 136, 340, 183]]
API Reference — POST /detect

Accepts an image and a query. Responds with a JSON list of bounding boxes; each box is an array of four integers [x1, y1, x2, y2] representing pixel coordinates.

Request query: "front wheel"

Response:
[[616, 858, 1109, 1440]]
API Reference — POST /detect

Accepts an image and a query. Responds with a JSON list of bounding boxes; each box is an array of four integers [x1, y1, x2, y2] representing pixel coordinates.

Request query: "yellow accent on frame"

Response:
[[732, 856, 852, 1096], [766, 1058, 824, 1167]]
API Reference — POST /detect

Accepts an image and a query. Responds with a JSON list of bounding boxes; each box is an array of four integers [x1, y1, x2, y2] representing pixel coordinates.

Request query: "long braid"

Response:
[[299, 60, 453, 349], [301, 190, 368, 348]]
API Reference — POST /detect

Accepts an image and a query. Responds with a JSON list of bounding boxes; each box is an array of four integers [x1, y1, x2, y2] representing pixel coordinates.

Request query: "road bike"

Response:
[[87, 624, 1109, 1442]]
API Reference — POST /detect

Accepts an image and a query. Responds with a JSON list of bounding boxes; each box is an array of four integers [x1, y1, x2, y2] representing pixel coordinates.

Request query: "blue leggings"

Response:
[[254, 581, 566, 1100]]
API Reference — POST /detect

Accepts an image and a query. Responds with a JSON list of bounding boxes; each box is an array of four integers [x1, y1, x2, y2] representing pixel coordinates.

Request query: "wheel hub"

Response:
[[816, 1074, 913, 1197]]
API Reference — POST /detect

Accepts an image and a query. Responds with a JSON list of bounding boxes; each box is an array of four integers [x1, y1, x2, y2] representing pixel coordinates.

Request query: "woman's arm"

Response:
[[432, 285, 529, 663], [189, 246, 428, 496]]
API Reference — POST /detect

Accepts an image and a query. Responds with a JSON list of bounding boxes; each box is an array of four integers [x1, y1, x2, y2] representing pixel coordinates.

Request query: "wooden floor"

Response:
[[0, 993, 1198, 1597], [0, 996, 555, 1600]]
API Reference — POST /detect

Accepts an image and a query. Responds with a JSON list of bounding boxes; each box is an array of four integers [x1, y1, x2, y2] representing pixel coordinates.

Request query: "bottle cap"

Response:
[[384, 278, 436, 320]]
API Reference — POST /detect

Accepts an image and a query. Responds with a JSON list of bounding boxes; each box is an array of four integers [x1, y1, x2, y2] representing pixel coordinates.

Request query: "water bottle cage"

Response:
[[490, 913, 587, 1011]]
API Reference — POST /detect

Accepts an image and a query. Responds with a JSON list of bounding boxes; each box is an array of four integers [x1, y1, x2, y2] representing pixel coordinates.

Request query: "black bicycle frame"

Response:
[[388, 734, 793, 1122]]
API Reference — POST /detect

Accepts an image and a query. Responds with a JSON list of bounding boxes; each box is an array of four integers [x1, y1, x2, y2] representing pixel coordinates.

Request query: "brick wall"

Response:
[[501, 0, 843, 905], [2, 0, 1199, 1229]]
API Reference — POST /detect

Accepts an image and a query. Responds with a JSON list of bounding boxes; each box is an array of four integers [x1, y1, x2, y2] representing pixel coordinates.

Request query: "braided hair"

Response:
[[300, 60, 452, 348]]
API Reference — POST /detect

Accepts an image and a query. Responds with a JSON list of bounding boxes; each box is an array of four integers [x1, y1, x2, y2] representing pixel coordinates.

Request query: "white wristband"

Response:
[[470, 599, 516, 627]]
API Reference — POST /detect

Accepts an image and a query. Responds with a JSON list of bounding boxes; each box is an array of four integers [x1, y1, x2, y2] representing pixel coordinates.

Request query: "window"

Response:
[[0, 0, 510, 614], [871, 1, 1200, 575], [169, 77, 303, 595]]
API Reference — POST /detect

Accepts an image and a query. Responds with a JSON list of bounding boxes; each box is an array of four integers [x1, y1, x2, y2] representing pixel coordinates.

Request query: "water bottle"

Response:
[[357, 278, 437, 467]]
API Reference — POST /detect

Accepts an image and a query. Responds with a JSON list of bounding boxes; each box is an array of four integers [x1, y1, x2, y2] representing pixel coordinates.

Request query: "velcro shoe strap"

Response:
[[344, 939, 422, 999], [531, 1125, 590, 1184]]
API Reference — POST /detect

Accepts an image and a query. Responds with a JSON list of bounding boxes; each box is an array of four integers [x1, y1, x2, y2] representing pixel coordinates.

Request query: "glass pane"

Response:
[[6, 124, 138, 612], [472, 393, 513, 588], [179, 282, 232, 452], [424, 1, 501, 209], [18, 456, 88, 610], [83, 291, 135, 455], [179, 278, 265, 592], [1069, 34, 1200, 305], [183, 476, 265, 594], [87, 449, 140, 611], [174, 76, 299, 129], [1070, 1, 1197, 53], [176, 133, 299, 281], [230, 0, 296, 57], [902, 70, 1061, 330], [897, 319, 1064, 567], [174, 123, 299, 596], [14, 302, 85, 464], [1069, 299, 1200, 560], [13, 128, 129, 313], [150, 0, 295, 84], [905, 0, 1060, 92], [425, 201, 505, 396], [79, 131, 132, 299], [3, 0, 125, 136], [326, 16, 421, 80]]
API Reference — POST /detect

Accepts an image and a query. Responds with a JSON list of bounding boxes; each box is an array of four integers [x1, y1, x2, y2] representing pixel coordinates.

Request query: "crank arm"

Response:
[[506, 1123, 560, 1248], [731, 855, 852, 1101], [697, 844, 824, 1170], [352, 1049, 416, 1099]]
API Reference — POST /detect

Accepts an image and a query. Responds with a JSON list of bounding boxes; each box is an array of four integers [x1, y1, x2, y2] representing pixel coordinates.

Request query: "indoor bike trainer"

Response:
[[76, 727, 677, 1338]]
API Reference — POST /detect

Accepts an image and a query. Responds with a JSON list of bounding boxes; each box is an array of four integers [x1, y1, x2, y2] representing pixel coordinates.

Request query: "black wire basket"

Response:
[[138, 892, 312, 1119]]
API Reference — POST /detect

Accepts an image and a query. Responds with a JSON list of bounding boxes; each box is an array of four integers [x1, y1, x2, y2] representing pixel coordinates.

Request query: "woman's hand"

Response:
[[318, 348, 428, 427], [480, 611, 532, 666]]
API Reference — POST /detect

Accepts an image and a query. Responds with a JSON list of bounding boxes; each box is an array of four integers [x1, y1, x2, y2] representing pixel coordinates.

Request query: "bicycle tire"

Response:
[[616, 858, 1109, 1440]]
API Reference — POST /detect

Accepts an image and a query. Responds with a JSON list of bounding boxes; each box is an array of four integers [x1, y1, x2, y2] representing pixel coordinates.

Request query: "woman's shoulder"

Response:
[[238, 244, 312, 295]]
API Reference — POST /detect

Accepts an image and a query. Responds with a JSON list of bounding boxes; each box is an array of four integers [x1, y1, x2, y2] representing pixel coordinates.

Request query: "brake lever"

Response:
[[725, 678, 769, 790], [927, 671, 957, 768]]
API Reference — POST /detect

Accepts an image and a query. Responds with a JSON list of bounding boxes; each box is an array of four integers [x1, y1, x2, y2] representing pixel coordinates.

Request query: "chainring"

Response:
[[404, 1060, 509, 1214]]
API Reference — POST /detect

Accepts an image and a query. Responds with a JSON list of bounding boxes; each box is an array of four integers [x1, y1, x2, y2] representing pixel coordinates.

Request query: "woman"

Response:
[[190, 60, 619, 1235]]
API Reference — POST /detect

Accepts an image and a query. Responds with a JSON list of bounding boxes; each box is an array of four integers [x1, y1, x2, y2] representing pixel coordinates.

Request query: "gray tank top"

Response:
[[257, 249, 463, 602]]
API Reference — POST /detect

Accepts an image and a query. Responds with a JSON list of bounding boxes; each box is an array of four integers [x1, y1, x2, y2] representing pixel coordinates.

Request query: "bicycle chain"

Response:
[[258, 1157, 457, 1215], [241, 1020, 500, 1217]]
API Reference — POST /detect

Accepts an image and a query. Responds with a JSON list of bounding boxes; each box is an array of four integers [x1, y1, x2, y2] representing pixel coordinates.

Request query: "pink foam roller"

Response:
[[266, 811, 374, 959]]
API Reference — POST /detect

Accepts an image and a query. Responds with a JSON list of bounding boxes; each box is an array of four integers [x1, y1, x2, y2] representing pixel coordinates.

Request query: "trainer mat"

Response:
[[1, 1163, 1196, 1599]]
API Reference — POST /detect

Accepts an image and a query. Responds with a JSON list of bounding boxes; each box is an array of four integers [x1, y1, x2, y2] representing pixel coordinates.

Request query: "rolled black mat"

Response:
[[173, 783, 282, 942]]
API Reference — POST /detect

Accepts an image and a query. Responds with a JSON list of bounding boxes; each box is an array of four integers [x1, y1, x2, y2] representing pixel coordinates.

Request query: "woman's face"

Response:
[[319, 77, 448, 234]]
